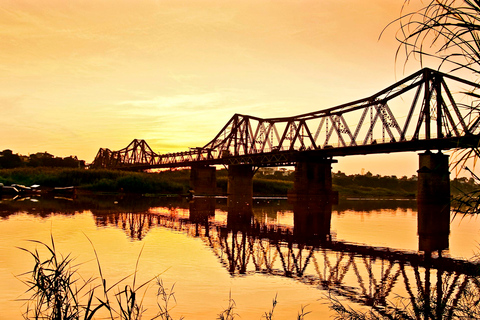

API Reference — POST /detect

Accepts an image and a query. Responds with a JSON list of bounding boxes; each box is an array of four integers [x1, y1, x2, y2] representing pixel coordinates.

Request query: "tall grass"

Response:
[[17, 237, 313, 319], [17, 236, 180, 320], [326, 270, 480, 319], [18, 235, 104, 320]]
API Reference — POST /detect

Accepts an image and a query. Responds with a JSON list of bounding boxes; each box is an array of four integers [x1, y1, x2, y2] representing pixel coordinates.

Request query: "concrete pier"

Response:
[[289, 159, 338, 204], [227, 164, 254, 197], [417, 151, 450, 253], [190, 165, 217, 195], [417, 202, 450, 253], [226, 165, 254, 229]]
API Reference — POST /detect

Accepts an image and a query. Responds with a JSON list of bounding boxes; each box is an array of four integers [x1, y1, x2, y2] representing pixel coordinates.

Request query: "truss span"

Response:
[[91, 68, 480, 169]]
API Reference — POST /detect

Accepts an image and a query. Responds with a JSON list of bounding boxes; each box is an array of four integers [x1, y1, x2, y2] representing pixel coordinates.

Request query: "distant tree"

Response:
[[28, 152, 53, 167], [0, 149, 23, 168], [26, 152, 84, 168]]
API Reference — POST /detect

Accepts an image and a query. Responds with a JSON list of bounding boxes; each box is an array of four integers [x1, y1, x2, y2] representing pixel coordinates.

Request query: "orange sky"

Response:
[[0, 0, 474, 176]]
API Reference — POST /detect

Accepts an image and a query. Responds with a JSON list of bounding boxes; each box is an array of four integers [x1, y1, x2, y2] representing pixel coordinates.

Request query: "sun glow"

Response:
[[1, 0, 471, 176]]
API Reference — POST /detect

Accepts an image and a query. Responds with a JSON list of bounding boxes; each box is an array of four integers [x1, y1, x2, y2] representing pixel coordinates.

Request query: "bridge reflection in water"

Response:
[[91, 196, 480, 318]]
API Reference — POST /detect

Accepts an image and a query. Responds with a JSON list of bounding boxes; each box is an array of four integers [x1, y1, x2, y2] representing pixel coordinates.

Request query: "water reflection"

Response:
[[418, 202, 450, 254], [2, 195, 479, 318], [189, 197, 215, 237], [292, 195, 332, 242]]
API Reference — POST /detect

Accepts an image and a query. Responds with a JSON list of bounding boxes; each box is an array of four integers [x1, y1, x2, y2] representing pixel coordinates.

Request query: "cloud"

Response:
[[0, 0, 432, 175], [113, 90, 302, 152]]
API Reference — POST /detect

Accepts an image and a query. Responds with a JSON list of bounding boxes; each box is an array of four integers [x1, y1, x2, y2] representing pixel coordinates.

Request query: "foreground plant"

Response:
[[18, 237, 313, 319], [155, 278, 182, 320], [327, 268, 480, 319], [17, 236, 179, 320], [390, 0, 480, 77], [387, 0, 480, 214], [17, 236, 105, 320], [217, 292, 238, 320], [328, 294, 415, 320]]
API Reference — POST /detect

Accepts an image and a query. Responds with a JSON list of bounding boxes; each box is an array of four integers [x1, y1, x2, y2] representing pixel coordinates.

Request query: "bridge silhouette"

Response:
[[91, 68, 480, 170], [85, 67, 480, 317]]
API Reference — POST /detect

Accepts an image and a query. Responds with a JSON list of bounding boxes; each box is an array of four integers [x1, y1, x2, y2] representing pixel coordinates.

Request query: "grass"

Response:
[[17, 236, 313, 320], [326, 271, 480, 320], [0, 167, 186, 195], [17, 235, 180, 320]]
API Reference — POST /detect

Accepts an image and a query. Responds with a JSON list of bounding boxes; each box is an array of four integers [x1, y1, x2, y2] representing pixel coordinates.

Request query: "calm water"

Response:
[[0, 195, 479, 319]]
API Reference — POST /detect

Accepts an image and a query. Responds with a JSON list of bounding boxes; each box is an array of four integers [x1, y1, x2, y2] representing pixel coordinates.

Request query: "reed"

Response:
[[17, 235, 103, 320], [17, 236, 181, 320], [18, 237, 314, 319], [217, 292, 237, 320], [326, 274, 480, 320]]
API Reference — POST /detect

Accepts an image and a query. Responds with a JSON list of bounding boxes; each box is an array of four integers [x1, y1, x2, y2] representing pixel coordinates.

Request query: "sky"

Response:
[[0, 0, 475, 177]]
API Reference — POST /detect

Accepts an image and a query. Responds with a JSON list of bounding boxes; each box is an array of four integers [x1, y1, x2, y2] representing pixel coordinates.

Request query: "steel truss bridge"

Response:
[[92, 204, 480, 318], [91, 68, 480, 169]]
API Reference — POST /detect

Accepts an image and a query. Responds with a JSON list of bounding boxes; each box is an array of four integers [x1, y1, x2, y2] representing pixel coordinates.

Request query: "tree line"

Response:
[[0, 149, 85, 169], [255, 169, 477, 197], [0, 149, 476, 196]]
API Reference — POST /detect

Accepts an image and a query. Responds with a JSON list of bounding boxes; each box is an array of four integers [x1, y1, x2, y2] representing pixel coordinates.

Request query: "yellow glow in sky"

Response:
[[0, 0, 470, 176]]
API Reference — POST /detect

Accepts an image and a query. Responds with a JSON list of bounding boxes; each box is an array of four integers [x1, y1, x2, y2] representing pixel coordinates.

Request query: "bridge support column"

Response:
[[190, 165, 217, 195], [289, 159, 338, 204], [417, 151, 450, 253], [227, 164, 254, 198], [227, 165, 254, 229]]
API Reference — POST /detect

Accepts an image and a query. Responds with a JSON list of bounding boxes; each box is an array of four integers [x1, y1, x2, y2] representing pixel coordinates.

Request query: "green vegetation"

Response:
[[0, 167, 477, 197], [0, 167, 185, 194], [333, 171, 417, 198]]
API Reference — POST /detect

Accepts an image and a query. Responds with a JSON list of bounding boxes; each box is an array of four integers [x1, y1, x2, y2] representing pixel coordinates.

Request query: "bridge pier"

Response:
[[227, 165, 254, 229], [190, 165, 217, 195], [417, 151, 450, 253], [227, 164, 254, 198], [289, 159, 338, 204]]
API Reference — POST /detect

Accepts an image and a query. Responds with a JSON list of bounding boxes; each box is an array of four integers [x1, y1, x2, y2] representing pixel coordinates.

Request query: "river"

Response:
[[0, 194, 479, 319]]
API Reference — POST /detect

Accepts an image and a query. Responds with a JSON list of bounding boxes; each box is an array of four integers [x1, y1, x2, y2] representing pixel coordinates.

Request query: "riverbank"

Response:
[[0, 167, 474, 198]]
